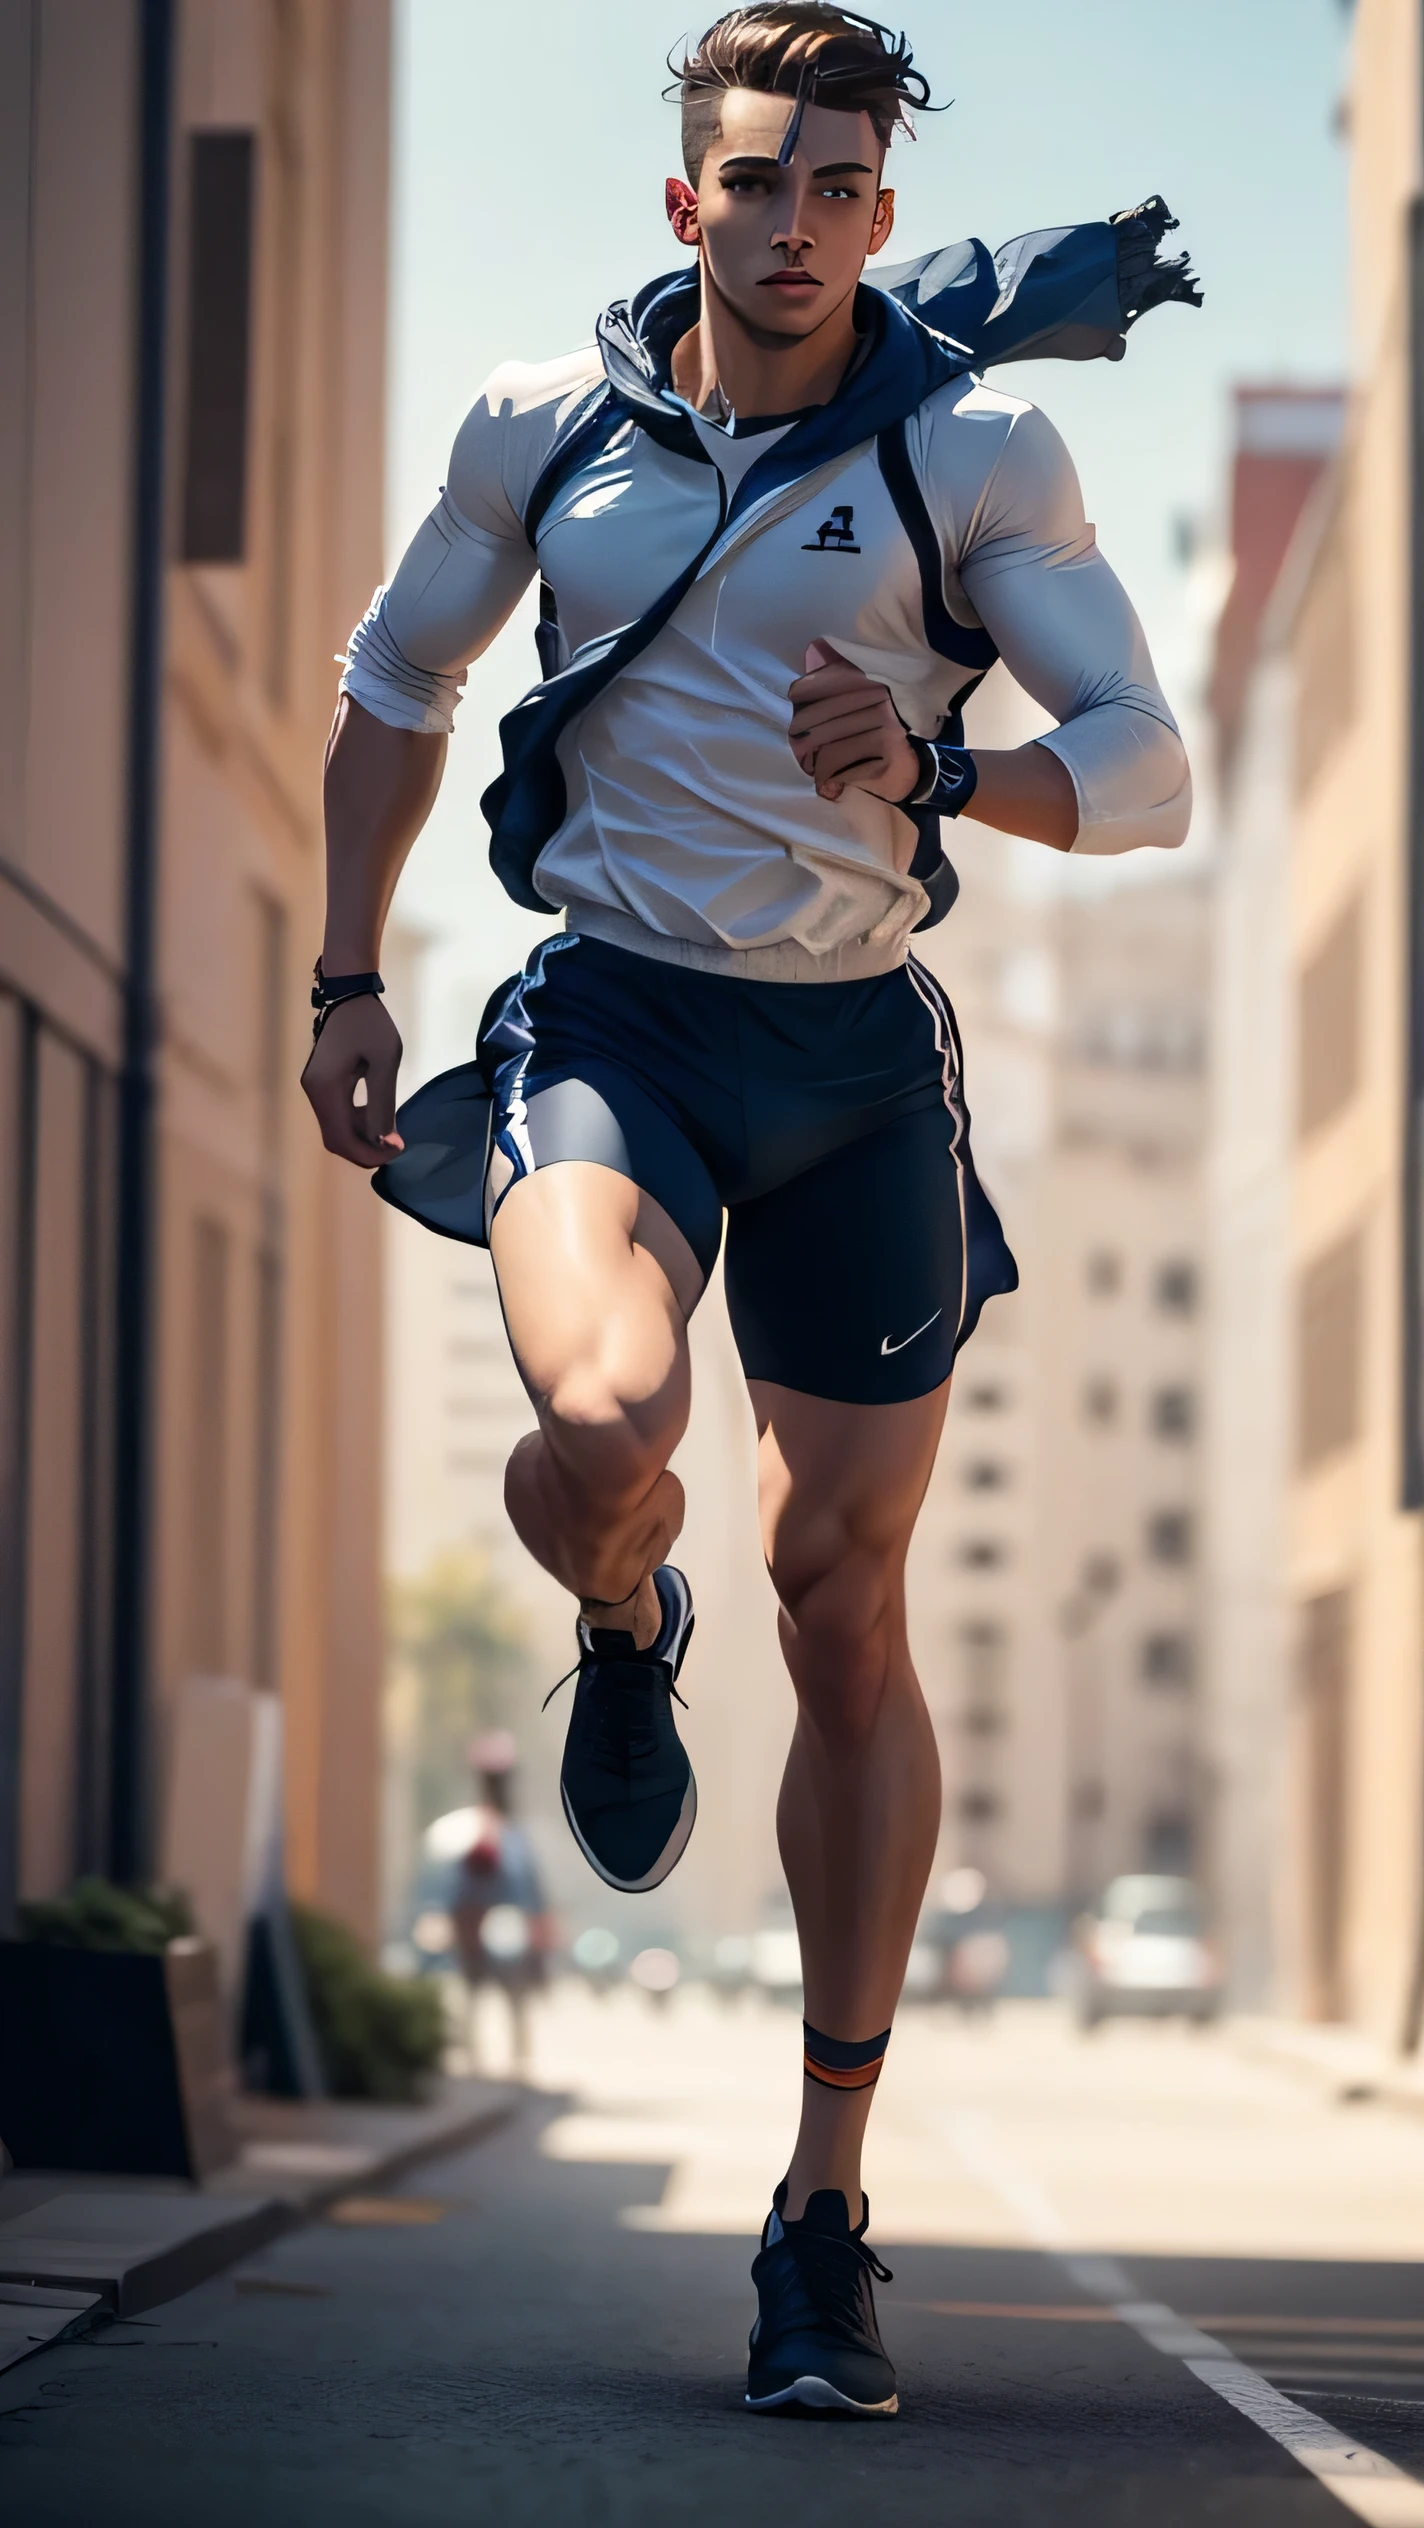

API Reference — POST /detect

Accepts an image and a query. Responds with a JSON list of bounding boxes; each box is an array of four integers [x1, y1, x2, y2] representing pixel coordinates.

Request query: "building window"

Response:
[[1142, 1809, 1194, 1873], [1081, 1551, 1121, 1596], [1299, 895, 1362, 1141], [960, 1539, 1007, 1570], [1146, 1510, 1193, 1567], [181, 132, 257, 564], [1151, 1386, 1196, 1442], [1298, 1228, 1363, 1469], [958, 1788, 1002, 1823], [957, 1622, 1008, 1742], [1083, 1375, 1119, 1426], [963, 1460, 1008, 1492], [1086, 1250, 1123, 1297], [1154, 1259, 1198, 1316], [1300, 1586, 1350, 2019], [1141, 1632, 1193, 1689]]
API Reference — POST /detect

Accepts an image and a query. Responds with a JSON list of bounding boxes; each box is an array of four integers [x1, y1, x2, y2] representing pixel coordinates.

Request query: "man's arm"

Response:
[[303, 366, 562, 1165], [952, 402, 1190, 855], [300, 701, 445, 1168], [788, 402, 1189, 857]]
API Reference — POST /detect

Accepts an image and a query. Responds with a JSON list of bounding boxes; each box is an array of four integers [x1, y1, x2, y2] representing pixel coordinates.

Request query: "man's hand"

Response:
[[300, 992, 405, 1169], [787, 640, 920, 804]]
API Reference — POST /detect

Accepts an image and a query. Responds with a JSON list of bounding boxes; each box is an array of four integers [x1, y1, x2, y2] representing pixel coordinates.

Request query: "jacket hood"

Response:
[[595, 266, 972, 485]]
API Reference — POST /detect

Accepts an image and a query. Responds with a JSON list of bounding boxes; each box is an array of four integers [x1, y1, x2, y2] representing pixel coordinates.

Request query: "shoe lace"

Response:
[[781, 2228, 893, 2341], [857, 2238, 894, 2286], [541, 1663, 578, 1714], [541, 1657, 688, 1716]]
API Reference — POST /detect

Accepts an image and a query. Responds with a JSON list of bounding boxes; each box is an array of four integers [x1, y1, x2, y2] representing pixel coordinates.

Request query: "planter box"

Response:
[[0, 1938, 236, 2178]]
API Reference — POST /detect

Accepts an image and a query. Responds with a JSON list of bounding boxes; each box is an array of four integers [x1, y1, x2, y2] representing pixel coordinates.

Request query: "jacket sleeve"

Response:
[[338, 361, 585, 736], [877, 198, 1201, 368], [948, 401, 1191, 856]]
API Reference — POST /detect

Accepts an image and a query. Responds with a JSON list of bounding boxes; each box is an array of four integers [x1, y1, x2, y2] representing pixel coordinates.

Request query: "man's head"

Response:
[[666, 6, 933, 344]]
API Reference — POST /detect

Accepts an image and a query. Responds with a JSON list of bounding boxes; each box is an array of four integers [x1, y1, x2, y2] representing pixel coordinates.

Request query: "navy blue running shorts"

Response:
[[377, 931, 1018, 1408]]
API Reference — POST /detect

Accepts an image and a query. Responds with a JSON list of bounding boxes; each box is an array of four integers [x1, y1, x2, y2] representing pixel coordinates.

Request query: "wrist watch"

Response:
[[903, 739, 979, 819]]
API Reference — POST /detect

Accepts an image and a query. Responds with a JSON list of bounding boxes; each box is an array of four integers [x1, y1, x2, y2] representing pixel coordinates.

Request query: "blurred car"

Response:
[[917, 1869, 1011, 2011], [1073, 1875, 1221, 2028]]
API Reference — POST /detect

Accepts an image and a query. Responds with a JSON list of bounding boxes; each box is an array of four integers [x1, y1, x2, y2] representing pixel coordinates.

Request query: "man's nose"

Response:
[[770, 177, 816, 254]]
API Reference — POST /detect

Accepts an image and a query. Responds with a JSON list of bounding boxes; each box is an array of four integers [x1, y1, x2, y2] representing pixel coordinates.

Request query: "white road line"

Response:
[[941, 2112, 1424, 2527]]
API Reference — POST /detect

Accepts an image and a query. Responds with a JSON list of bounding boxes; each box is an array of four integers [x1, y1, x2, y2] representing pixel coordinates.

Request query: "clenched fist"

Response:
[[787, 639, 921, 804]]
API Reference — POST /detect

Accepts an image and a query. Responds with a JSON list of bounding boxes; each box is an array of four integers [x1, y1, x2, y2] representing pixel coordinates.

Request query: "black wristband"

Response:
[[311, 957, 385, 1040], [908, 741, 978, 820]]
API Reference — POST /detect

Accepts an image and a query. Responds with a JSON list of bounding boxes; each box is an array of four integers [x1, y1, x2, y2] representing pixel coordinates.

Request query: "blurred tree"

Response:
[[386, 1550, 531, 1835]]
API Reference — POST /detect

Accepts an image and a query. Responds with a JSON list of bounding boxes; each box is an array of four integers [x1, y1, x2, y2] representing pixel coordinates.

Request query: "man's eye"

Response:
[[820, 184, 857, 200]]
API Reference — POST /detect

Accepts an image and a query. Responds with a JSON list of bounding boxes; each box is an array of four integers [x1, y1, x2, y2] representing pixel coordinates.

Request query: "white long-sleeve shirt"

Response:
[[343, 347, 1190, 981]]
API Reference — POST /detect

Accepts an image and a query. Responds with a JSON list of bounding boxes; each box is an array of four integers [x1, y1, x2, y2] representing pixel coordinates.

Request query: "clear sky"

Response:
[[384, 0, 1352, 1051]]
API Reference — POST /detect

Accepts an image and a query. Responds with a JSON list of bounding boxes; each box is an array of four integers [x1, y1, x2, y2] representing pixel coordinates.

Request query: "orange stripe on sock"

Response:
[[804, 2055, 883, 2090]]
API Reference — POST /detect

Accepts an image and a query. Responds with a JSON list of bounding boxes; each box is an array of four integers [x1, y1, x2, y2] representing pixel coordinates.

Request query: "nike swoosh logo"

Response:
[[880, 1310, 942, 1356]]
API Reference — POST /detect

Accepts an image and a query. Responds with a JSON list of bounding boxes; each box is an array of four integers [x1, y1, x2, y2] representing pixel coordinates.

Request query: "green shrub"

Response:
[[16, 1877, 194, 1954], [289, 1904, 446, 2103]]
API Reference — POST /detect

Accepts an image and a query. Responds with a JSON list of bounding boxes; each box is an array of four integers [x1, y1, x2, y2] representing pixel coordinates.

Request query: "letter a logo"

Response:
[[802, 504, 861, 553]]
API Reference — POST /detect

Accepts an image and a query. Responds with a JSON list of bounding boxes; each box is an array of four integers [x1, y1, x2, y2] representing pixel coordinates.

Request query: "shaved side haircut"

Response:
[[672, 4, 935, 186]]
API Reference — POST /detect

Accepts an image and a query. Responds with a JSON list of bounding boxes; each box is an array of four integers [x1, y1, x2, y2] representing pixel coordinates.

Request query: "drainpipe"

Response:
[[109, 0, 174, 1885]]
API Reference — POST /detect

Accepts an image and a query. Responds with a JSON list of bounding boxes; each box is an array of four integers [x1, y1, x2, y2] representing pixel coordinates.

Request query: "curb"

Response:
[[0, 2084, 522, 2324]]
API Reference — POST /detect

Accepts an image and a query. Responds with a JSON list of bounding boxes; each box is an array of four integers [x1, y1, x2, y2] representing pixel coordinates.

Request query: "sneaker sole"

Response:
[[560, 1768, 698, 1894], [745, 2375, 898, 2416]]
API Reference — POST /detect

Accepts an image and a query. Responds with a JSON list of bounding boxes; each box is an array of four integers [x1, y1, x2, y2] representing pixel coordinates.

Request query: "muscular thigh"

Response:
[[490, 1161, 699, 1444]]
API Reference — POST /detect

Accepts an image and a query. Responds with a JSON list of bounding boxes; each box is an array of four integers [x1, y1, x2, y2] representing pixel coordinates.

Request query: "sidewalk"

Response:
[[1228, 2012, 1424, 2115], [0, 2073, 520, 2364]]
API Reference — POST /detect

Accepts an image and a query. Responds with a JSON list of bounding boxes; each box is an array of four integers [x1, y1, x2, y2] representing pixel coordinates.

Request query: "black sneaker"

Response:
[[556, 1565, 696, 1892], [746, 2185, 897, 2416]]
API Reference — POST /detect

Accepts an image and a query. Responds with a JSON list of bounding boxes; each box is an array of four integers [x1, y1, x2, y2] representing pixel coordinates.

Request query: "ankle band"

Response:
[[802, 2021, 892, 2091]]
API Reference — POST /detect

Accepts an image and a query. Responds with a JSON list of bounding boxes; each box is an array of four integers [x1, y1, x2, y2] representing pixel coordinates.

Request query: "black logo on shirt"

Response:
[[802, 505, 861, 553]]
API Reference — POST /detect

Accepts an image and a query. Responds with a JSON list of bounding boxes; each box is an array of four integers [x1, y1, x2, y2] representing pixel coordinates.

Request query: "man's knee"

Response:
[[769, 1515, 903, 1729], [536, 1361, 675, 1506]]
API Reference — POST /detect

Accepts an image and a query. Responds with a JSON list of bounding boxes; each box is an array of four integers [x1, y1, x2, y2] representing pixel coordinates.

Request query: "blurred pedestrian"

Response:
[[450, 1731, 554, 2076]]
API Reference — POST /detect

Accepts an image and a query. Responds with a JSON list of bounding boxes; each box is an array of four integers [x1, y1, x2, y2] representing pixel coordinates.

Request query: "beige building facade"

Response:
[[912, 719, 1209, 1928], [1279, 0, 1424, 2043], [0, 0, 390, 1951], [1208, 0, 1424, 2044]]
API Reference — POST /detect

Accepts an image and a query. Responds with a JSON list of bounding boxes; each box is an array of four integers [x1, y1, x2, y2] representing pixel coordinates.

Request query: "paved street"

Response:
[[6, 1994, 1424, 2525]]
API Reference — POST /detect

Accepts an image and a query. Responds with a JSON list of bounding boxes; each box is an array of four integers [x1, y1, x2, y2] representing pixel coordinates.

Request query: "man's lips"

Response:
[[758, 269, 822, 289]]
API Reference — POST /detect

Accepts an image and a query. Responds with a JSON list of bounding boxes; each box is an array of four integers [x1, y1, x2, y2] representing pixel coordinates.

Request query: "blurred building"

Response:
[[0, 0, 391, 1944], [1206, 0, 1424, 2049], [1204, 385, 1345, 2009], [911, 672, 1210, 1923], [1283, 0, 1424, 2044]]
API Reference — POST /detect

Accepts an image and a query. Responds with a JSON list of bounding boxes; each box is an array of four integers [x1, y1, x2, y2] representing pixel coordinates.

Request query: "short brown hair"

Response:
[[674, 5, 934, 185]]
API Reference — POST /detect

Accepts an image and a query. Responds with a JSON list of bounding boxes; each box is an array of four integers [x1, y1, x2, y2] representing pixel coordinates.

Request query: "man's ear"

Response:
[[666, 176, 701, 245], [868, 187, 895, 257]]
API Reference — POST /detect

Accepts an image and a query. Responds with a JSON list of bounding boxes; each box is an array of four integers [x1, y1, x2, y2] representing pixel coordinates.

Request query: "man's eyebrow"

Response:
[[716, 153, 874, 179]]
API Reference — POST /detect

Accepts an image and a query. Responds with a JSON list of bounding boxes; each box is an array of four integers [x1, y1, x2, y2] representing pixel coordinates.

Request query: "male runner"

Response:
[[303, 3, 1193, 2417]]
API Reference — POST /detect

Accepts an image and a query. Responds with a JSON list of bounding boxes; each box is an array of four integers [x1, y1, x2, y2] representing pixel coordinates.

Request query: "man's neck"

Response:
[[669, 263, 862, 421]]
